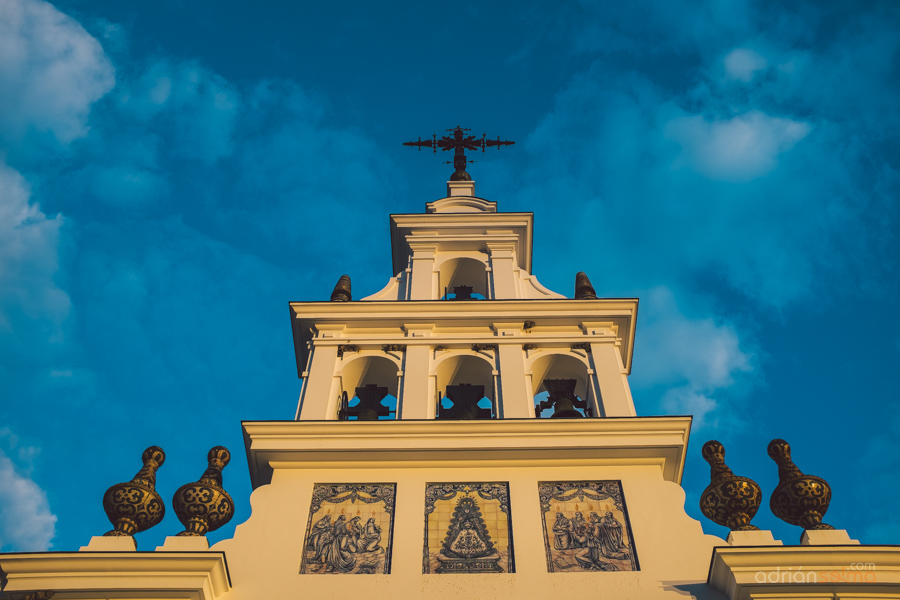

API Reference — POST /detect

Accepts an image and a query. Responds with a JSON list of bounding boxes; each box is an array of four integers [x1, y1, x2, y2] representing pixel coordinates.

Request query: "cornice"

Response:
[[242, 416, 691, 489], [708, 545, 900, 599], [289, 297, 638, 317], [288, 298, 639, 377], [0, 552, 230, 600]]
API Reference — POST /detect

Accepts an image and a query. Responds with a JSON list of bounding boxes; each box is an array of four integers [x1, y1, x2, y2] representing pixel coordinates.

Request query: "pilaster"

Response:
[[297, 341, 340, 420], [589, 342, 636, 417], [399, 344, 431, 419], [408, 242, 438, 300], [494, 323, 532, 418], [487, 242, 519, 299]]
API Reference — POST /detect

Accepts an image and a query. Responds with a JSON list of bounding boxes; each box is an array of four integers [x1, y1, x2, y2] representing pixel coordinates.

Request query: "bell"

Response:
[[440, 384, 492, 420], [549, 397, 583, 419], [347, 384, 391, 420], [544, 379, 585, 418]]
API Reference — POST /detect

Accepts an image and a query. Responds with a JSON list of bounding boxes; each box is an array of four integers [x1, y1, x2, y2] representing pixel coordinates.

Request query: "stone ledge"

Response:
[[243, 416, 691, 488], [156, 535, 210, 551], [708, 545, 900, 600], [0, 551, 230, 600], [79, 535, 136, 551], [727, 530, 783, 546], [802, 529, 860, 546]]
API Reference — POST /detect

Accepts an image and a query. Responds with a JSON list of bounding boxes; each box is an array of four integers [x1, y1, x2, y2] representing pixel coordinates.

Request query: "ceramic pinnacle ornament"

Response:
[[102, 446, 166, 537], [172, 446, 234, 536]]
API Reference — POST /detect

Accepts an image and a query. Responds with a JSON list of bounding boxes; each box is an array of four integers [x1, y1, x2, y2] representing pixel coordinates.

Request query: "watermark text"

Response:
[[754, 564, 877, 584]]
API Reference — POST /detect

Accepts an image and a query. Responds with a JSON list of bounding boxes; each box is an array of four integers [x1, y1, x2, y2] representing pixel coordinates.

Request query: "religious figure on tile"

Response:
[[308, 513, 332, 554], [552, 511, 574, 550], [320, 515, 356, 573], [300, 483, 396, 575], [597, 511, 630, 559], [424, 482, 513, 574], [539, 481, 638, 573], [571, 511, 588, 548], [360, 517, 383, 552]]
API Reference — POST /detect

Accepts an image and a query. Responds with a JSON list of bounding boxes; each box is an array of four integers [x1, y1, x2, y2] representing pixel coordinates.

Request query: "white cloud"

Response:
[[0, 0, 115, 144], [0, 431, 56, 551], [665, 110, 811, 181], [631, 287, 755, 430], [58, 57, 241, 209], [0, 160, 69, 337], [660, 388, 719, 429], [723, 48, 768, 82], [118, 59, 239, 164], [635, 287, 753, 388]]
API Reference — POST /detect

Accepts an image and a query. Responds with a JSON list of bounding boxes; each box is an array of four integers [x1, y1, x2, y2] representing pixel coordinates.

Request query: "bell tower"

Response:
[[230, 139, 728, 596], [290, 176, 638, 423]]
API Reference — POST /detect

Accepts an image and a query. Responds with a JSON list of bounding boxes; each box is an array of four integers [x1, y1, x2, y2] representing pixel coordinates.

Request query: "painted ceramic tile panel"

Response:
[[299, 483, 396, 574], [538, 480, 639, 573], [424, 482, 514, 574]]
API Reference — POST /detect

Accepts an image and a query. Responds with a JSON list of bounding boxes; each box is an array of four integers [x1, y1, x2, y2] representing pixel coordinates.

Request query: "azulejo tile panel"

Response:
[[538, 480, 639, 573], [424, 482, 514, 574], [299, 483, 396, 574]]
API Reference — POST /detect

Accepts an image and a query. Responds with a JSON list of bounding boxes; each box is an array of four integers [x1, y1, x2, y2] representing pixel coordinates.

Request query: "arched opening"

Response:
[[438, 257, 488, 300], [434, 354, 496, 419], [337, 355, 399, 420], [530, 353, 594, 418]]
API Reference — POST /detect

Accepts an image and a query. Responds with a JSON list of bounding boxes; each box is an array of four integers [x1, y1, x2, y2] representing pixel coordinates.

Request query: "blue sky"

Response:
[[0, 0, 898, 552]]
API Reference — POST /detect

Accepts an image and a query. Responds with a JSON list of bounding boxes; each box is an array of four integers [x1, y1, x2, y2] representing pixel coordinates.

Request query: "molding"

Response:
[[289, 298, 639, 378], [426, 195, 497, 213], [0, 552, 230, 600], [708, 545, 900, 600], [242, 416, 691, 489]]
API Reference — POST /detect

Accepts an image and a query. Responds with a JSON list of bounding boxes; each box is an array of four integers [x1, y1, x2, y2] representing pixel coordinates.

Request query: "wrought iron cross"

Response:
[[403, 126, 514, 181]]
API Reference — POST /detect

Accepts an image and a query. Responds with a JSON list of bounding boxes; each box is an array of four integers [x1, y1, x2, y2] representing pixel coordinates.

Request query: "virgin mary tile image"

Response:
[[299, 483, 396, 575], [424, 482, 514, 574], [538, 481, 638, 573]]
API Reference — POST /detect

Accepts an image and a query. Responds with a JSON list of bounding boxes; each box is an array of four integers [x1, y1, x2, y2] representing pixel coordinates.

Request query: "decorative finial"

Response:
[[102, 446, 166, 538], [173, 446, 235, 536], [330, 274, 352, 302], [574, 272, 597, 299], [768, 439, 834, 535], [403, 126, 514, 182], [699, 440, 762, 531]]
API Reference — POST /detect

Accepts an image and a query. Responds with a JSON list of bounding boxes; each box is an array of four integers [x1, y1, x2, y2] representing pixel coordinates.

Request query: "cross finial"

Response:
[[403, 126, 514, 181]]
